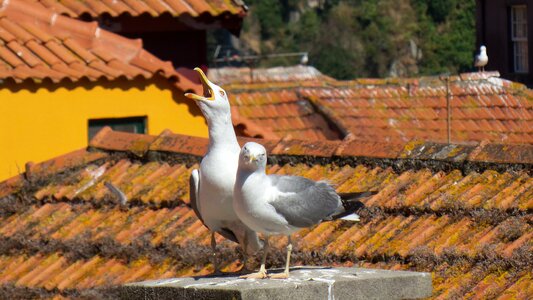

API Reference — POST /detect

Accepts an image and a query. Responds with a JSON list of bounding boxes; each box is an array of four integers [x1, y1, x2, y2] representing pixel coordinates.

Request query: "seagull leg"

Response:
[[211, 232, 221, 274], [271, 235, 292, 279], [240, 236, 269, 279], [238, 233, 250, 274]]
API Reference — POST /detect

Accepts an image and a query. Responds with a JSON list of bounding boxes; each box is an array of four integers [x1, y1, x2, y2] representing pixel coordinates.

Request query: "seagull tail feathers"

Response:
[[339, 213, 360, 222], [331, 191, 377, 221]]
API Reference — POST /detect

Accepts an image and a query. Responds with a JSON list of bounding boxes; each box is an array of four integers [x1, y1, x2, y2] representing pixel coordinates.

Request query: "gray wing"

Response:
[[189, 169, 202, 223], [189, 169, 239, 244], [474, 55, 481, 66], [268, 175, 341, 228]]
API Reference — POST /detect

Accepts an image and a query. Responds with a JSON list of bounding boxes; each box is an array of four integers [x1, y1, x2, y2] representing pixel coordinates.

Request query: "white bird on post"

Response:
[[300, 53, 308, 65], [184, 68, 262, 274], [475, 45, 488, 72]]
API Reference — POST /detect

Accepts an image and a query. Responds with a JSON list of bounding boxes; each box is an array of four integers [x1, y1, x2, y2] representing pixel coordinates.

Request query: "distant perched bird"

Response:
[[300, 53, 308, 65], [185, 68, 262, 273], [475, 45, 488, 72], [234, 142, 376, 279]]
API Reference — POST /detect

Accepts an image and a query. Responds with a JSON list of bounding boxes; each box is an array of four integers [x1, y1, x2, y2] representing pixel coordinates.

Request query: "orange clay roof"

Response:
[[213, 67, 533, 144], [210, 66, 342, 140], [0, 0, 198, 91], [0, 127, 531, 299], [34, 0, 247, 18]]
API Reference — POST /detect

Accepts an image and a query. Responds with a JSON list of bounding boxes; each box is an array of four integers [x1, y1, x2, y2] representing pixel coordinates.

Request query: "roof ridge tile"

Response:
[[129, 49, 174, 75], [9, 128, 526, 190], [89, 126, 155, 157], [459, 71, 501, 81], [94, 29, 143, 61], [468, 143, 533, 165], [87, 128, 533, 166], [236, 136, 280, 153], [0, 0, 56, 23], [148, 130, 207, 157], [271, 136, 341, 157], [0, 172, 24, 198], [336, 139, 405, 158], [51, 16, 99, 40]]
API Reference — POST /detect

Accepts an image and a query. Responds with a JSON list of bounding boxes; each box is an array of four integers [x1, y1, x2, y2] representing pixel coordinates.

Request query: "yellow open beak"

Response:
[[184, 67, 214, 102]]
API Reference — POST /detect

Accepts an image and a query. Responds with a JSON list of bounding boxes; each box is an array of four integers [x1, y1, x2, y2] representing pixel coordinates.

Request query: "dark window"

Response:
[[122, 31, 207, 69], [88, 116, 147, 141], [511, 5, 529, 73]]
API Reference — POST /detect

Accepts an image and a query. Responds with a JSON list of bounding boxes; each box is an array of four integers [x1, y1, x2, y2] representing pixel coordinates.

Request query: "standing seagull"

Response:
[[475, 45, 488, 72], [234, 142, 376, 279], [185, 68, 262, 273]]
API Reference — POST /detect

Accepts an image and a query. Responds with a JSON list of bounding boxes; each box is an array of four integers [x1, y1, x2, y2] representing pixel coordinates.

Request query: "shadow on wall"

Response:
[[0, 75, 204, 122]]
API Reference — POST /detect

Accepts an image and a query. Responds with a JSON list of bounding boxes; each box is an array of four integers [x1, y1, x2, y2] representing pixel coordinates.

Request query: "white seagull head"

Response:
[[184, 67, 231, 122], [480, 45, 486, 53], [239, 142, 267, 171]]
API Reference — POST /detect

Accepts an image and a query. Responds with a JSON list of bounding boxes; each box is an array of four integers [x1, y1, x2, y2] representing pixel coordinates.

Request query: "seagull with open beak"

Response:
[[185, 68, 262, 273]]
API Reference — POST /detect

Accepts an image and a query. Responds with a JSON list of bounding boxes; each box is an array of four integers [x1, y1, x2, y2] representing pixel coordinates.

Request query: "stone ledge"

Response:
[[120, 267, 432, 300]]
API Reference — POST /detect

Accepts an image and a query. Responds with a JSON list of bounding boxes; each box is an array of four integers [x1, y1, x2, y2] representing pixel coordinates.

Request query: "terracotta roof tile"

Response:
[[62, 38, 99, 64], [0, 25, 16, 42], [468, 143, 533, 164], [236, 136, 280, 154], [0, 0, 200, 93], [33, 0, 246, 19], [215, 67, 532, 145], [210, 66, 328, 85], [0, 45, 24, 67], [149, 131, 208, 156], [336, 139, 405, 158], [89, 127, 156, 156], [227, 90, 343, 140], [0, 129, 531, 298], [271, 138, 339, 157], [0, 18, 35, 43]]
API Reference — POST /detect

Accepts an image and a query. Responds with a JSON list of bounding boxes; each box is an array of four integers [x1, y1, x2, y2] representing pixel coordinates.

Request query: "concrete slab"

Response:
[[120, 267, 432, 300]]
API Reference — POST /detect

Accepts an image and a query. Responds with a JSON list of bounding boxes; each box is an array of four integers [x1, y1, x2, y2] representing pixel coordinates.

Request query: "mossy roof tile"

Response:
[[0, 129, 531, 298], [214, 67, 532, 145]]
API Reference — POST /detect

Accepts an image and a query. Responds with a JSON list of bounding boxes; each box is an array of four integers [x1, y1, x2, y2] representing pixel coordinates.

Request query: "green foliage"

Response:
[[251, 0, 284, 39], [314, 46, 360, 80], [310, 3, 363, 79], [234, 0, 476, 79], [415, 0, 476, 74], [412, 0, 457, 23]]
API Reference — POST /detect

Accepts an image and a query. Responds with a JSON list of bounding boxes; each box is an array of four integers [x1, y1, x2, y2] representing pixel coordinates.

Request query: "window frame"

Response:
[[88, 116, 147, 142], [510, 5, 529, 73]]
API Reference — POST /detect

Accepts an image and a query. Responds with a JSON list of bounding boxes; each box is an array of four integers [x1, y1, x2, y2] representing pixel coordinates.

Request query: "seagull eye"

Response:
[[219, 90, 225, 97]]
